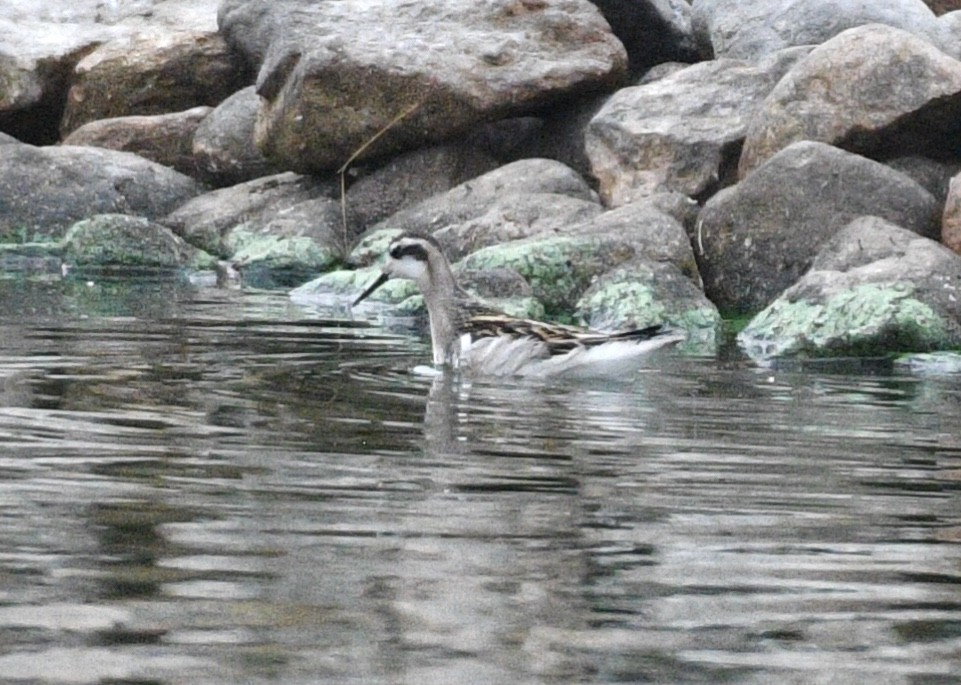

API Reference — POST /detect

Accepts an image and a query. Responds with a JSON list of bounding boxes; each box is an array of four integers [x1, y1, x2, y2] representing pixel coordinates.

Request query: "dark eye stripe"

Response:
[[389, 242, 429, 261]]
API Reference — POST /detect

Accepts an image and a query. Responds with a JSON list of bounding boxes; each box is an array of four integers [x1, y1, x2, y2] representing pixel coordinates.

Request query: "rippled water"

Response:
[[0, 275, 960, 684]]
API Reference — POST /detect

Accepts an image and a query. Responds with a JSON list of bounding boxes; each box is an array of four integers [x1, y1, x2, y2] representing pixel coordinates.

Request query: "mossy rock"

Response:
[[347, 228, 404, 267], [290, 267, 419, 305], [575, 260, 721, 354], [61, 214, 216, 270], [227, 226, 342, 288], [458, 235, 635, 317], [739, 282, 961, 359]]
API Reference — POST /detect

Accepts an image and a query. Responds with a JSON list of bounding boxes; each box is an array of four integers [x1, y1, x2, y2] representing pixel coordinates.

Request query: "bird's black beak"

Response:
[[352, 272, 390, 306]]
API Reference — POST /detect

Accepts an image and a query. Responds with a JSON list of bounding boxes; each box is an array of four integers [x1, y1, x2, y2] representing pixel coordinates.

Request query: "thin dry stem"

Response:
[[338, 99, 425, 250]]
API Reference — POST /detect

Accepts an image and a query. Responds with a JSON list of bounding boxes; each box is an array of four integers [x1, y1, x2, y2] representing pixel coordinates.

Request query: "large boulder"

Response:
[[219, 0, 627, 172], [61, 107, 213, 179], [691, 0, 943, 61], [457, 200, 697, 318], [696, 141, 939, 314], [0, 141, 203, 243], [0, 1, 224, 143], [345, 144, 501, 234], [585, 47, 810, 205], [162, 171, 337, 257], [364, 158, 601, 261], [191, 86, 282, 187], [60, 29, 244, 136], [739, 24, 961, 176], [61, 213, 216, 270], [575, 259, 721, 351], [0, 19, 121, 143], [225, 197, 344, 287], [738, 216, 961, 359]]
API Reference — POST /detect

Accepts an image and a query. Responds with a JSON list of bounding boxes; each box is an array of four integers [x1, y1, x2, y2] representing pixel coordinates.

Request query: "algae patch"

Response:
[[739, 283, 956, 359]]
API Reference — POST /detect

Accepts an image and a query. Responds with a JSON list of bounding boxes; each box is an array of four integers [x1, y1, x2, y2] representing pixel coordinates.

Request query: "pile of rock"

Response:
[[3, 0, 961, 361]]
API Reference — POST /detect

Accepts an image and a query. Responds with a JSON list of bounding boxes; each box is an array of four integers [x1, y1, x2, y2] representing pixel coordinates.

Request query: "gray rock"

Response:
[[885, 155, 960, 206], [590, 0, 702, 76], [691, 0, 942, 61], [61, 106, 213, 180], [369, 158, 601, 261], [0, 0, 220, 29], [225, 197, 345, 288], [162, 172, 337, 257], [60, 28, 244, 136], [566, 201, 701, 283], [520, 94, 606, 180], [939, 10, 961, 59], [740, 24, 961, 176], [458, 267, 533, 300], [462, 117, 544, 163], [696, 141, 939, 314], [942, 170, 961, 252], [738, 216, 961, 359], [575, 259, 721, 351], [585, 47, 810, 205], [0, 1, 223, 143], [0, 142, 203, 243], [346, 144, 501, 234], [221, 0, 627, 172], [433, 193, 604, 263], [61, 213, 215, 269], [191, 86, 282, 187], [457, 224, 691, 318], [0, 19, 124, 143]]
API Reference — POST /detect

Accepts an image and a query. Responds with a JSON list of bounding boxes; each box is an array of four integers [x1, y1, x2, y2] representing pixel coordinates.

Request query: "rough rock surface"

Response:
[[565, 202, 701, 283], [0, 142, 203, 243], [457, 233, 664, 317], [61, 107, 213, 179], [739, 216, 961, 359], [346, 144, 501, 233], [691, 0, 943, 61], [60, 29, 243, 136], [696, 141, 939, 314], [220, 0, 628, 172], [585, 47, 810, 205], [224, 197, 345, 287], [575, 259, 721, 348], [62, 213, 216, 269], [162, 172, 337, 257], [366, 158, 601, 261], [943, 170, 961, 252], [191, 86, 281, 187], [739, 24, 961, 176]]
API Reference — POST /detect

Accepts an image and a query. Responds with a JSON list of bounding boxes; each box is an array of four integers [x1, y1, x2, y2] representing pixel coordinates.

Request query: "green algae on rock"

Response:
[[457, 235, 635, 317], [61, 214, 216, 270], [575, 260, 721, 354], [291, 267, 419, 305], [739, 283, 960, 360]]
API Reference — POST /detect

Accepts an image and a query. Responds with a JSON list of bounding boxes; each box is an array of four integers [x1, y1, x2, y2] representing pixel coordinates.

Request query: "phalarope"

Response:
[[352, 233, 684, 376]]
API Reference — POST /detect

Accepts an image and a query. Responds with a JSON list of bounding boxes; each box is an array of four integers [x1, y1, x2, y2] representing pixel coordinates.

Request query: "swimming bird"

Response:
[[352, 233, 684, 377]]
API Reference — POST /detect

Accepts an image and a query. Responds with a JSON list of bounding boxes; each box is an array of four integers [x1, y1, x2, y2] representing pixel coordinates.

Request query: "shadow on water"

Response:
[[0, 276, 959, 683]]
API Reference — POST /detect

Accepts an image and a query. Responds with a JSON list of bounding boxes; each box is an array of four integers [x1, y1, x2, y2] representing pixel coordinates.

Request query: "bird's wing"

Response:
[[464, 314, 666, 356]]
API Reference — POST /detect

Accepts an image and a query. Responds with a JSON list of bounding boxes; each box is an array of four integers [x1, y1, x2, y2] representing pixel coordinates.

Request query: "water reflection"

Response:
[[0, 278, 958, 683]]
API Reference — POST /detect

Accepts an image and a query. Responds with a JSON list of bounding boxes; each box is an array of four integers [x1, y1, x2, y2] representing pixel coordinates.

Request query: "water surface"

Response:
[[0, 277, 959, 684]]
